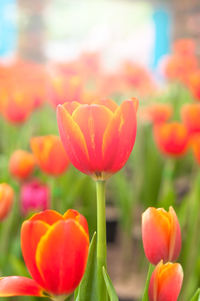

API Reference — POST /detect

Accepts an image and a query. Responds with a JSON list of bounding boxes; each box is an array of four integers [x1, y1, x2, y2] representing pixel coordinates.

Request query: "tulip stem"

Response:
[[96, 180, 107, 301], [141, 263, 154, 301]]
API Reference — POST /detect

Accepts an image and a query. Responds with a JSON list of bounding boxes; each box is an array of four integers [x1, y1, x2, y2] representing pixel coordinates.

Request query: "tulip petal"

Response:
[[63, 209, 89, 236], [94, 99, 118, 112], [0, 276, 43, 297], [169, 207, 181, 261], [63, 101, 80, 114], [30, 209, 63, 225], [35, 220, 89, 295], [103, 98, 137, 172], [72, 104, 113, 171], [21, 220, 50, 287], [57, 105, 90, 174], [142, 208, 171, 264]]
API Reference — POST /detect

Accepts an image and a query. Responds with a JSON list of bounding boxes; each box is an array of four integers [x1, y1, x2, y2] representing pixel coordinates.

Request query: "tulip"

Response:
[[153, 122, 189, 157], [141, 103, 173, 125], [148, 261, 183, 301], [0, 183, 14, 221], [20, 180, 49, 215], [181, 103, 200, 135], [57, 98, 138, 180], [0, 209, 89, 299], [187, 70, 200, 101], [9, 150, 35, 180], [30, 135, 70, 176], [142, 207, 181, 265]]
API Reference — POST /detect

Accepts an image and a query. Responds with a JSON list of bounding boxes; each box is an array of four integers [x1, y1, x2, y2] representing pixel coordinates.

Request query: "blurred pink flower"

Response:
[[20, 180, 50, 215]]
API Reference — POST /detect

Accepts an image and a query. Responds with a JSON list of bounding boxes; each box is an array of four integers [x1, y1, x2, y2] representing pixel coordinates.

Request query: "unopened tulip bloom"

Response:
[[153, 122, 189, 157], [57, 98, 138, 180], [0, 183, 14, 220], [181, 103, 200, 135], [20, 180, 49, 215], [30, 135, 70, 176], [9, 150, 35, 180], [148, 261, 183, 301], [142, 207, 181, 265], [0, 209, 89, 299]]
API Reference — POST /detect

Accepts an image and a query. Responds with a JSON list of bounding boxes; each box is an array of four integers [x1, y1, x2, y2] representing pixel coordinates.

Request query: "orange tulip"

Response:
[[142, 207, 181, 265], [190, 134, 200, 165], [0, 183, 14, 221], [57, 98, 138, 180], [0, 209, 89, 298], [187, 70, 200, 101], [173, 39, 196, 56], [141, 103, 173, 125], [148, 261, 183, 301], [181, 103, 200, 135], [153, 122, 189, 157], [30, 135, 70, 176], [9, 150, 35, 180]]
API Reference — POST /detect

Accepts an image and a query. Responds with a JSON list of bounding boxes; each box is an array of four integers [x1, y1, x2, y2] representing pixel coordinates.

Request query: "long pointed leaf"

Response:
[[102, 267, 119, 301], [189, 288, 200, 301]]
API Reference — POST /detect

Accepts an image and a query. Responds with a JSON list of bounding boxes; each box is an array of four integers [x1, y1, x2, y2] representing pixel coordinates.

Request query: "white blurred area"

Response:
[[46, 0, 154, 70]]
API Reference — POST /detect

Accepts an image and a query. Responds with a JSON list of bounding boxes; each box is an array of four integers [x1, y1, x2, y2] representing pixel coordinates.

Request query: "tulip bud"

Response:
[[148, 261, 183, 301], [20, 180, 49, 215], [0, 183, 14, 220], [9, 150, 35, 180], [142, 206, 181, 265]]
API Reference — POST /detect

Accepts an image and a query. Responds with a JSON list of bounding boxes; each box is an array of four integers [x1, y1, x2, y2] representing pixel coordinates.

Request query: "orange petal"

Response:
[[62, 101, 81, 115], [30, 209, 63, 225], [0, 276, 43, 297], [93, 98, 118, 112], [35, 220, 89, 295], [21, 220, 50, 287], [72, 104, 113, 171], [63, 209, 89, 236], [102, 98, 137, 172], [57, 105, 90, 174], [168, 207, 181, 261]]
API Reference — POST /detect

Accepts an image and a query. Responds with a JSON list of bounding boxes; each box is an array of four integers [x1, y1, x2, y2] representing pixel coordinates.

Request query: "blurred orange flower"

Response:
[[0, 183, 14, 221], [181, 103, 200, 135], [153, 122, 189, 157], [141, 103, 173, 125], [30, 135, 70, 176], [57, 98, 138, 180], [0, 209, 89, 298], [9, 150, 35, 180]]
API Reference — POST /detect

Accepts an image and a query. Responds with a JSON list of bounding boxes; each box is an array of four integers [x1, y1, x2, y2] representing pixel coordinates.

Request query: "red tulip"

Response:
[[30, 135, 70, 176], [190, 134, 200, 165], [142, 207, 181, 265], [57, 98, 138, 180], [0, 183, 14, 221], [9, 150, 35, 180], [20, 179, 49, 215], [148, 261, 183, 301], [181, 103, 200, 135], [0, 209, 89, 298], [153, 122, 189, 157]]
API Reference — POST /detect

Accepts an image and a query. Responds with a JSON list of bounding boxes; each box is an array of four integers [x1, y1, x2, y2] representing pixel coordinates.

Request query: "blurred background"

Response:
[[1, 0, 200, 300]]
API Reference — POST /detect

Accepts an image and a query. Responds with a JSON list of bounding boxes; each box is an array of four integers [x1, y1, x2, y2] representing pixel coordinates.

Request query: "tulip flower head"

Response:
[[153, 122, 189, 157], [20, 180, 49, 216], [57, 98, 138, 180], [181, 103, 200, 135], [0, 183, 14, 221], [9, 150, 35, 180], [148, 261, 183, 301], [142, 206, 181, 265], [141, 103, 173, 125], [30, 135, 70, 176], [0, 209, 89, 299]]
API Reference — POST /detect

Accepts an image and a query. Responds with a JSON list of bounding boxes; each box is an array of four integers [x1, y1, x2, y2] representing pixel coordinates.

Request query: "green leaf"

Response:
[[141, 264, 154, 301], [75, 232, 97, 301], [189, 288, 200, 301], [102, 267, 119, 301]]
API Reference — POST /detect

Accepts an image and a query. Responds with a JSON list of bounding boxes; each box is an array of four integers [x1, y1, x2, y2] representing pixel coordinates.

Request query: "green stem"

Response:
[[96, 180, 107, 301], [141, 263, 154, 301]]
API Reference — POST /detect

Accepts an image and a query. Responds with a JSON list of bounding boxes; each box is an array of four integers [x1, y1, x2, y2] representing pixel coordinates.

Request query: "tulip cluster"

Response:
[[142, 206, 183, 301]]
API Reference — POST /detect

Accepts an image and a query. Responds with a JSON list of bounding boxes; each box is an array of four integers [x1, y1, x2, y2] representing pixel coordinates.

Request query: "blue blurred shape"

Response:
[[152, 7, 171, 69], [0, 0, 17, 57]]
